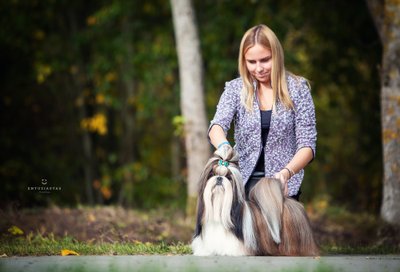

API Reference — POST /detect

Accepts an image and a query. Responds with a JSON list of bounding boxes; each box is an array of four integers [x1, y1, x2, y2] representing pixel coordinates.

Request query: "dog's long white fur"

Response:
[[203, 176, 234, 230], [193, 173, 248, 256], [242, 202, 257, 252], [192, 221, 247, 256]]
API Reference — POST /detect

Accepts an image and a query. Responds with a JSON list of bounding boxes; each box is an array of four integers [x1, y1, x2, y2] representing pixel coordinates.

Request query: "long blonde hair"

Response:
[[238, 24, 294, 111]]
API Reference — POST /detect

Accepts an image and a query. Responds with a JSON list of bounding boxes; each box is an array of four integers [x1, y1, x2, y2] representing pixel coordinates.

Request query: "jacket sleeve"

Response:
[[294, 79, 317, 158], [207, 80, 240, 141]]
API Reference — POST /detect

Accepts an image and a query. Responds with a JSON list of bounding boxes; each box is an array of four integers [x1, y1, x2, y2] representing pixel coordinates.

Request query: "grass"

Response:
[[1, 203, 399, 256], [0, 233, 191, 256], [1, 232, 399, 256], [321, 244, 400, 255]]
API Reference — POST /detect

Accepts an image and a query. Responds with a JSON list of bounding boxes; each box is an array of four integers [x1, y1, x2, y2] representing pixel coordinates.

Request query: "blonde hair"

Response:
[[238, 24, 294, 111]]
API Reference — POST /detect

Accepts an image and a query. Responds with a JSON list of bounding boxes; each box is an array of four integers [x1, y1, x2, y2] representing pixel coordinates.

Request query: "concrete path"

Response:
[[1, 255, 400, 272]]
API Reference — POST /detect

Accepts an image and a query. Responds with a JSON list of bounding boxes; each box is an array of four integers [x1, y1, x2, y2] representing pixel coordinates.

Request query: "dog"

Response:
[[191, 147, 255, 256], [192, 148, 319, 256], [248, 178, 319, 256]]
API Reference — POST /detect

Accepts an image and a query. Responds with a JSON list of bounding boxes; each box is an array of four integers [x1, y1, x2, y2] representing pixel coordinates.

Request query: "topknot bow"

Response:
[[218, 159, 229, 167]]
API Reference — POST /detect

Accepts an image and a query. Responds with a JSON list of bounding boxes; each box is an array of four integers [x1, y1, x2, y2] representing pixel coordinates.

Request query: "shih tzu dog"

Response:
[[191, 147, 255, 256], [248, 178, 319, 256], [192, 147, 319, 256]]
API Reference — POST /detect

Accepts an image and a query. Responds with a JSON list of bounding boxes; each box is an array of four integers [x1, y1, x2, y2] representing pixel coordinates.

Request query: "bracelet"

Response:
[[283, 167, 295, 178], [217, 141, 230, 149]]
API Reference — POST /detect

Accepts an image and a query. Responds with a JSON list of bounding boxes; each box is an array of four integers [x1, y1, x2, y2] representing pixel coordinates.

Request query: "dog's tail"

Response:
[[249, 178, 283, 244], [279, 198, 320, 256]]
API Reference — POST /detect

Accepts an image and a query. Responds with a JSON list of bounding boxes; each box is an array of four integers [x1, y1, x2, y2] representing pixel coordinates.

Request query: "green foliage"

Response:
[[0, 0, 383, 213]]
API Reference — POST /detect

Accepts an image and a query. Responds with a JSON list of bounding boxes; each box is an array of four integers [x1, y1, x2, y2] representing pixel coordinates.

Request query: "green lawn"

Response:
[[1, 233, 399, 256], [0, 234, 191, 256], [1, 203, 399, 256]]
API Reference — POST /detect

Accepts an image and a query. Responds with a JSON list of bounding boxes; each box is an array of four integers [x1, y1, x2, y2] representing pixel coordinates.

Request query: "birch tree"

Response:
[[170, 0, 210, 217], [367, 0, 400, 225]]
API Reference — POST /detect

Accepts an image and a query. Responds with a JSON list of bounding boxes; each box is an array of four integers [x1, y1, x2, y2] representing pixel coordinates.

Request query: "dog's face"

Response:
[[194, 148, 245, 238], [203, 174, 236, 229]]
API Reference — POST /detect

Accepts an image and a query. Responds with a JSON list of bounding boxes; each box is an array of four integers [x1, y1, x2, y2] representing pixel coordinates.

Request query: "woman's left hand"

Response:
[[274, 170, 290, 196]]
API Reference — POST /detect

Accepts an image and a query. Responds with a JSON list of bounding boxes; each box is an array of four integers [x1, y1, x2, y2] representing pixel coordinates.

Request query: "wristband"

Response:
[[217, 141, 230, 149], [283, 167, 295, 178]]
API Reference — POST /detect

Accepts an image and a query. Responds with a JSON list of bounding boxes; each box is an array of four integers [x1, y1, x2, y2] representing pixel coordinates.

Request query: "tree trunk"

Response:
[[367, 0, 400, 225], [68, 9, 95, 205], [170, 0, 210, 218], [118, 16, 136, 207]]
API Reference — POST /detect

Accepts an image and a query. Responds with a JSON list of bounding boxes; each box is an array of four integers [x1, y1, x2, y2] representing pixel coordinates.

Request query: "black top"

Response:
[[254, 110, 272, 172]]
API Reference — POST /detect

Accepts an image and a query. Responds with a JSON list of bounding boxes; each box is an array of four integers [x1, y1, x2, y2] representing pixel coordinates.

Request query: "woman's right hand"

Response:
[[216, 142, 232, 161], [274, 170, 290, 196]]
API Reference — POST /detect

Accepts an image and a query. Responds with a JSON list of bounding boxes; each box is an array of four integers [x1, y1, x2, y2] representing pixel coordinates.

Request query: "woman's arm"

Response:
[[275, 78, 317, 196], [208, 79, 240, 149], [284, 147, 314, 175], [209, 125, 229, 149], [275, 147, 314, 196]]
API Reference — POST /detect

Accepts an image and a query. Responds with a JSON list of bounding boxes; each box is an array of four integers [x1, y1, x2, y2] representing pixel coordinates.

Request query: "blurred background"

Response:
[[1, 0, 391, 247]]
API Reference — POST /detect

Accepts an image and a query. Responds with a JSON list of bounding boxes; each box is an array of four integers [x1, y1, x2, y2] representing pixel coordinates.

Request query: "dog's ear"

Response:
[[194, 197, 204, 238], [194, 158, 218, 238], [249, 178, 283, 244], [230, 197, 244, 241], [198, 158, 218, 189]]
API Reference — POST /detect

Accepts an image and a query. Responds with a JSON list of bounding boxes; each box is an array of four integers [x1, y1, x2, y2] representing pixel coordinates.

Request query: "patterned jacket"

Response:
[[208, 75, 317, 196]]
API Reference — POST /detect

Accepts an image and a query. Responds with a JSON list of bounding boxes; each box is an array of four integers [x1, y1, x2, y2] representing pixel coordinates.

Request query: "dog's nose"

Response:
[[216, 176, 223, 185]]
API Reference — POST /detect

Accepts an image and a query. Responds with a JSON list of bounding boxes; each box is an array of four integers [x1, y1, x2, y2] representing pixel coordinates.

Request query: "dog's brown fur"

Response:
[[279, 198, 319, 256], [249, 177, 319, 256], [247, 201, 280, 255]]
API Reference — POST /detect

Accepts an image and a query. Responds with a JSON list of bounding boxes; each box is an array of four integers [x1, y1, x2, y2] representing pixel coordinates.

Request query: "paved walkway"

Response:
[[1, 255, 400, 272]]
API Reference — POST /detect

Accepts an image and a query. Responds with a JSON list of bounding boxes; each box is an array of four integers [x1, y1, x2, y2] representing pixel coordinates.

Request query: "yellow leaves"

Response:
[[388, 68, 399, 80], [87, 16, 97, 26], [87, 213, 96, 223], [316, 198, 328, 211], [105, 72, 117, 83], [8, 225, 24, 235], [36, 63, 52, 84], [306, 195, 331, 219], [33, 30, 45, 40], [156, 229, 170, 241], [93, 179, 101, 190], [92, 179, 112, 200], [61, 249, 79, 256], [100, 186, 112, 200], [383, 128, 398, 143], [96, 94, 105, 104], [134, 240, 153, 247], [81, 113, 107, 135]]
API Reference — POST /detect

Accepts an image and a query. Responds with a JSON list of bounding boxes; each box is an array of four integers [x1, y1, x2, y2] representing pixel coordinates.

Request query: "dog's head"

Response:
[[194, 146, 245, 238]]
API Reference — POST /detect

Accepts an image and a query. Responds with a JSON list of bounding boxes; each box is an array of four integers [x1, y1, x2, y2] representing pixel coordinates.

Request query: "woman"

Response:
[[208, 24, 317, 200]]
